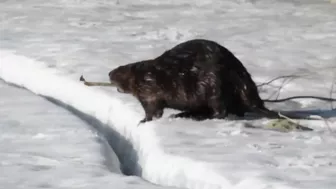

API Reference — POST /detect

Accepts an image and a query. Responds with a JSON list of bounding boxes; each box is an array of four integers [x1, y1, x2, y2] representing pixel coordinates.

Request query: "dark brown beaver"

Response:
[[108, 39, 281, 124]]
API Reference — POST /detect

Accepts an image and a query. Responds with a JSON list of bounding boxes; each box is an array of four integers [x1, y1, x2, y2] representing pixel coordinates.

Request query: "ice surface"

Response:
[[1, 0, 336, 189]]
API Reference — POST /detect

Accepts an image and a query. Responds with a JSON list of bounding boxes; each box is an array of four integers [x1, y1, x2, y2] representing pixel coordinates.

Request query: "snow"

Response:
[[0, 80, 171, 189], [1, 0, 336, 189]]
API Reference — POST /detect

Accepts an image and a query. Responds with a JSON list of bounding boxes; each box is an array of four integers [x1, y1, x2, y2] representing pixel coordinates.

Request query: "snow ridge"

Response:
[[0, 50, 239, 189]]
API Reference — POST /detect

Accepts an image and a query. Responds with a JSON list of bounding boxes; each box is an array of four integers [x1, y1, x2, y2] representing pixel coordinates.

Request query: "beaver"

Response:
[[107, 39, 283, 124]]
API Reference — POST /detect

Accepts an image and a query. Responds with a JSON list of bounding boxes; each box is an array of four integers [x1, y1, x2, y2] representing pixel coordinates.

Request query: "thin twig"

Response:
[[330, 75, 335, 109], [275, 76, 296, 100], [79, 75, 116, 87], [257, 75, 301, 87], [257, 74, 304, 101], [266, 76, 296, 100], [309, 115, 333, 133], [256, 66, 336, 89], [263, 96, 336, 102]]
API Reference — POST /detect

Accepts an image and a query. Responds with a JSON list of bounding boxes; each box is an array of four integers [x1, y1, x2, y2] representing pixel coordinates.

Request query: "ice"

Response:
[[1, 0, 336, 189]]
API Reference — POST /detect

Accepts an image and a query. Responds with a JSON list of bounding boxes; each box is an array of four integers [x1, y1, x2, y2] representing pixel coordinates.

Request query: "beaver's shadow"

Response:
[[170, 108, 336, 121], [235, 108, 336, 121]]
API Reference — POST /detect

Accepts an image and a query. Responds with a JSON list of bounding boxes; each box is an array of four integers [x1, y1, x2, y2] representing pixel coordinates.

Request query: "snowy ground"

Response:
[[1, 0, 336, 189], [0, 81, 175, 189]]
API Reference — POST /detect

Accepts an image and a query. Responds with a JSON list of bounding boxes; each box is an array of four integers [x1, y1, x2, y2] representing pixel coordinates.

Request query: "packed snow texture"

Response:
[[1, 0, 336, 189], [0, 79, 175, 189]]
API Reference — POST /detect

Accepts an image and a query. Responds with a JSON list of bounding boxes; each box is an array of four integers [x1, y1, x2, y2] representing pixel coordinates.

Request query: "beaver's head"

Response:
[[108, 65, 134, 94]]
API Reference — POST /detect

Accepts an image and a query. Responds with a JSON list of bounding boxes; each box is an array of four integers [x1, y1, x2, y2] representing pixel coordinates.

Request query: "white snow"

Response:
[[0, 79, 171, 189], [1, 0, 336, 189]]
